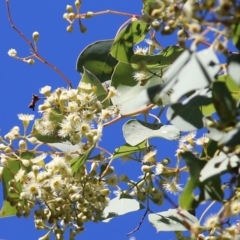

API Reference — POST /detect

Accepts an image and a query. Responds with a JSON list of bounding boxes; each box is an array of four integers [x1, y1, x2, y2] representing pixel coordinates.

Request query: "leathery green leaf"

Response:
[[111, 20, 149, 63]]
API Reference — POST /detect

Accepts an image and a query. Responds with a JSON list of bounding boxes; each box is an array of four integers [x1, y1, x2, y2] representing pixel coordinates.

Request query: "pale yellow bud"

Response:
[[79, 22, 87, 33], [27, 137, 38, 144], [21, 159, 30, 167], [32, 31, 39, 42], [85, 12, 93, 18], [67, 25, 74, 32], [63, 13, 69, 20], [68, 12, 75, 20], [66, 5, 74, 13], [19, 140, 27, 150], [99, 188, 110, 196], [26, 59, 35, 65], [141, 165, 154, 173], [75, 0, 81, 10], [0, 144, 7, 150]]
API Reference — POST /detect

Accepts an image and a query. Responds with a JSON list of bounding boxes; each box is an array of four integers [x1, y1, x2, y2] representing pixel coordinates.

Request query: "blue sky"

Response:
[[0, 1, 229, 240]]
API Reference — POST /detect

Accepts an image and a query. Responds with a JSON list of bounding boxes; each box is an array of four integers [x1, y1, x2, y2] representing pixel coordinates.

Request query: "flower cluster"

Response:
[[35, 83, 119, 153]]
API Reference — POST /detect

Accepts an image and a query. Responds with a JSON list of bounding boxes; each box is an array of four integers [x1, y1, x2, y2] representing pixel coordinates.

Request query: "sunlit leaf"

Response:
[[159, 48, 220, 103], [111, 62, 166, 114], [199, 152, 239, 182], [111, 20, 149, 63], [123, 119, 181, 146], [76, 40, 118, 83], [113, 141, 147, 159], [148, 209, 198, 232], [204, 117, 240, 147], [228, 54, 240, 85], [0, 160, 21, 217], [179, 179, 198, 210], [50, 141, 82, 157], [102, 194, 144, 222]]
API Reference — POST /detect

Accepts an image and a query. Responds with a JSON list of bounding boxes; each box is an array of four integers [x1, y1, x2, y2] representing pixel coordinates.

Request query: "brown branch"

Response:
[[5, 0, 72, 88], [103, 104, 155, 127], [126, 209, 149, 236], [78, 10, 141, 19]]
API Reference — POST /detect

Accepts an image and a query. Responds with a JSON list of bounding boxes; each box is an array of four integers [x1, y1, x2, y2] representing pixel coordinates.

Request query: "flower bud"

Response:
[[119, 174, 130, 182], [67, 25, 74, 32], [0, 144, 7, 150], [32, 31, 39, 42], [68, 12, 75, 20], [21, 159, 30, 167], [19, 140, 27, 150], [85, 12, 93, 18], [79, 22, 87, 33], [99, 188, 110, 196], [75, 0, 81, 10], [66, 5, 74, 13], [27, 137, 38, 144], [141, 165, 153, 173], [9, 187, 19, 194], [26, 59, 35, 65]]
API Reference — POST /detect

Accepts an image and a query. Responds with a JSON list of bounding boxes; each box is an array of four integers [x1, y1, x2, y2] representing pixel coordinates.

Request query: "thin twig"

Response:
[[5, 0, 72, 88], [103, 104, 155, 127], [126, 209, 149, 236], [78, 10, 141, 19]]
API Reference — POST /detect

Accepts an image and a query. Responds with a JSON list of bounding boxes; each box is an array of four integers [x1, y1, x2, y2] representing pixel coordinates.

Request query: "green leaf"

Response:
[[179, 179, 198, 210], [111, 62, 136, 88], [212, 81, 237, 125], [102, 195, 144, 222], [201, 74, 240, 115], [148, 209, 198, 232], [70, 147, 94, 176], [131, 46, 184, 68], [200, 138, 218, 158], [0, 160, 21, 217], [76, 40, 118, 83], [166, 88, 212, 131], [231, 23, 240, 51], [180, 152, 223, 209], [123, 119, 181, 146], [80, 67, 110, 108], [111, 20, 149, 63], [111, 62, 165, 114], [0, 201, 17, 218], [112, 141, 147, 159]]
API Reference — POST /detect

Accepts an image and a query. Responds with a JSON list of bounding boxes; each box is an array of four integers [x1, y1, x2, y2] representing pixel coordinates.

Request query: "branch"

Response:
[[78, 10, 141, 19], [103, 104, 155, 127], [126, 209, 149, 236], [5, 0, 72, 88]]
